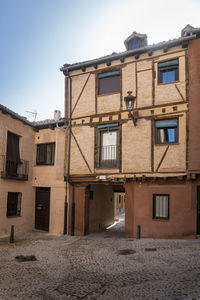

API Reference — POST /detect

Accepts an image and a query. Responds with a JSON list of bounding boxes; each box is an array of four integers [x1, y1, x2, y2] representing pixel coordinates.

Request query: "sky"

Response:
[[0, 0, 200, 121]]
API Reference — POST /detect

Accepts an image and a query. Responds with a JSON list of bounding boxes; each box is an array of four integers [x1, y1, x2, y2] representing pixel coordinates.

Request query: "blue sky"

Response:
[[0, 0, 200, 121]]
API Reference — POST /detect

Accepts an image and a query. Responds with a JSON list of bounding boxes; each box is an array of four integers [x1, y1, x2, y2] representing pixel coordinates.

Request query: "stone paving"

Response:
[[0, 214, 200, 299]]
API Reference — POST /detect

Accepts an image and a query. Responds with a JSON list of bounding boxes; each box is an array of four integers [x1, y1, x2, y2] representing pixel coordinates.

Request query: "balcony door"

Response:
[[6, 131, 20, 176], [100, 130, 117, 167]]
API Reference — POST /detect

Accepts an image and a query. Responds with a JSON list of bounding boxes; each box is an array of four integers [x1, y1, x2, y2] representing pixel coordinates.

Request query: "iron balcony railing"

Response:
[[0, 155, 29, 181], [96, 145, 119, 168]]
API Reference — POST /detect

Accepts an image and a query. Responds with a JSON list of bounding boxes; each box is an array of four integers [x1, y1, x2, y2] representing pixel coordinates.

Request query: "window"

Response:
[[158, 59, 179, 84], [36, 143, 55, 165], [131, 43, 139, 50], [98, 70, 120, 95], [6, 131, 20, 176], [7, 192, 22, 217], [155, 119, 178, 144], [95, 123, 119, 168], [153, 194, 169, 219]]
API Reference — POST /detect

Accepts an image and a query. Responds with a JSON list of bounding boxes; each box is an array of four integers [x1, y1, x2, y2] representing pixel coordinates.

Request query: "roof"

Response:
[[0, 104, 65, 130], [61, 28, 200, 75], [32, 118, 65, 129], [0, 104, 33, 127]]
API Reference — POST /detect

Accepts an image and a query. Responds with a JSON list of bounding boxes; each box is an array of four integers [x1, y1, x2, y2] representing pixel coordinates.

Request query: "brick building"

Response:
[[1, 25, 200, 239], [61, 25, 200, 238]]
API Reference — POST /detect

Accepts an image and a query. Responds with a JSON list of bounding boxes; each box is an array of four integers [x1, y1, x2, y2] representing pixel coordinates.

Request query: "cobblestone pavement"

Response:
[[0, 214, 200, 300]]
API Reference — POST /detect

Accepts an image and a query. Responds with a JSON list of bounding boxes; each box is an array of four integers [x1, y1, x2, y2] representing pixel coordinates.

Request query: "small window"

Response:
[[158, 59, 179, 84], [36, 143, 55, 165], [155, 119, 178, 144], [131, 43, 139, 50], [7, 192, 22, 217], [98, 70, 120, 95], [153, 194, 169, 219]]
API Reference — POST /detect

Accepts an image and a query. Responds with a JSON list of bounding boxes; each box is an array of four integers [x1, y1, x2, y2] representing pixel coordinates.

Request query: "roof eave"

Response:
[[61, 34, 197, 74]]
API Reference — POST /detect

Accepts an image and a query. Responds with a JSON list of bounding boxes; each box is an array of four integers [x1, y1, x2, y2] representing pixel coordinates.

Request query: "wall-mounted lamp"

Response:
[[124, 91, 139, 127]]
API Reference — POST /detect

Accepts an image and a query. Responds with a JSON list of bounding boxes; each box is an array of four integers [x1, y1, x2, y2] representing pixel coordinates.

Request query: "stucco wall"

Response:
[[0, 111, 35, 236], [33, 127, 66, 234], [125, 180, 196, 238]]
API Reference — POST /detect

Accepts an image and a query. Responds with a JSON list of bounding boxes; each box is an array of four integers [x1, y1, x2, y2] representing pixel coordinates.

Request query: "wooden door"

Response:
[[35, 187, 50, 231], [197, 187, 200, 235]]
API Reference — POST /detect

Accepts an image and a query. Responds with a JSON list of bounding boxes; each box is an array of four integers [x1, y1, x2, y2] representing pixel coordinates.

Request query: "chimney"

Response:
[[54, 110, 61, 121]]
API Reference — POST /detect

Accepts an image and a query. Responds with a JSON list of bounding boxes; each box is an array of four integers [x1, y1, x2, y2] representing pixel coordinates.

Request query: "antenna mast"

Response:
[[26, 110, 37, 122]]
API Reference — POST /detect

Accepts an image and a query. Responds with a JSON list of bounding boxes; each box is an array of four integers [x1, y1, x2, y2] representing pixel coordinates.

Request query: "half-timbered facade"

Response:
[[61, 25, 200, 238]]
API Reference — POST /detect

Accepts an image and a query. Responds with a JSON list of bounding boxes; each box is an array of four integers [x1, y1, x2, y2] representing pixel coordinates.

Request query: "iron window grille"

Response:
[[7, 192, 22, 217], [155, 119, 178, 144], [153, 194, 169, 220], [158, 59, 179, 84]]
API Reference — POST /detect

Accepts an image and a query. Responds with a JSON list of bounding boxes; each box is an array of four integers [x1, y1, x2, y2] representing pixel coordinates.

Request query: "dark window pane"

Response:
[[7, 192, 21, 217], [98, 74, 120, 95], [6, 132, 20, 163], [36, 143, 55, 165], [37, 144, 45, 163]]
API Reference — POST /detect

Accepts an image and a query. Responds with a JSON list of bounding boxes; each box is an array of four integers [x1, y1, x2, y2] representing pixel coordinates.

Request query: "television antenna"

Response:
[[26, 110, 37, 121]]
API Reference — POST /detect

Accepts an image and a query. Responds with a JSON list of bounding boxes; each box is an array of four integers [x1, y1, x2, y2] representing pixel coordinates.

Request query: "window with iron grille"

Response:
[[98, 70, 120, 95], [95, 123, 120, 168], [158, 59, 179, 84], [36, 143, 55, 165], [155, 119, 178, 144], [7, 192, 22, 217], [153, 194, 169, 219]]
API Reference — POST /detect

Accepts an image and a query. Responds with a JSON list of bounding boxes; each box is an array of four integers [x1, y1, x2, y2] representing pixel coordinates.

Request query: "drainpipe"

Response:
[[63, 72, 72, 235]]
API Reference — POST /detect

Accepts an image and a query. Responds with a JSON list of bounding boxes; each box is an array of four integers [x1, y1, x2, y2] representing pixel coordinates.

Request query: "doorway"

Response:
[[35, 187, 50, 232]]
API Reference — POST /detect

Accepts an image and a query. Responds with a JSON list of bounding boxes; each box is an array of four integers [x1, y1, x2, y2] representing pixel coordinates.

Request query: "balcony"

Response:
[[0, 155, 29, 181], [96, 145, 119, 168]]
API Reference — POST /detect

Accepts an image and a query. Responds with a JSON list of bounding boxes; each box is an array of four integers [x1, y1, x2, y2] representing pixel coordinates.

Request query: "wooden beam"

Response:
[[156, 145, 169, 172], [175, 84, 185, 102], [71, 131, 93, 174], [72, 73, 91, 115]]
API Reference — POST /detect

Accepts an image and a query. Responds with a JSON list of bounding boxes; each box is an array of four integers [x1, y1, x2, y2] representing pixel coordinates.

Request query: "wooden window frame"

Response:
[[97, 70, 120, 96], [153, 194, 170, 220], [36, 143, 55, 165], [7, 192, 22, 217], [158, 59, 179, 84], [155, 118, 178, 145], [95, 124, 120, 169]]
